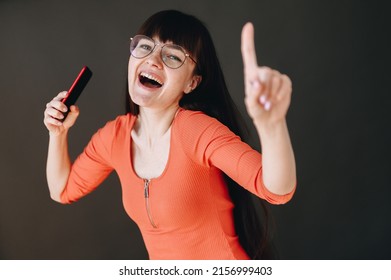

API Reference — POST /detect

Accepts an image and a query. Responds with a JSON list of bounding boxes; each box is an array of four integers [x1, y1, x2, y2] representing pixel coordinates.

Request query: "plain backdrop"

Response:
[[1, 0, 390, 259]]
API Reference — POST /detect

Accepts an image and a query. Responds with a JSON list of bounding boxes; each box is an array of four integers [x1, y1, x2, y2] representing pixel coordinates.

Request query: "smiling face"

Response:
[[128, 37, 200, 112]]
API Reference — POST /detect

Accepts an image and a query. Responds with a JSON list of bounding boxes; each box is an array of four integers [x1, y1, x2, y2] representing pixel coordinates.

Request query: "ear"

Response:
[[184, 75, 202, 94]]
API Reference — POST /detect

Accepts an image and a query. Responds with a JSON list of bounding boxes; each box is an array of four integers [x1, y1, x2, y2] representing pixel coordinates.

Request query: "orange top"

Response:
[[61, 109, 295, 259]]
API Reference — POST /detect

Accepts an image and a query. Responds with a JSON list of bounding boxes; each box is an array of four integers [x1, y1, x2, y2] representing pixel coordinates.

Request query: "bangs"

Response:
[[137, 10, 203, 61]]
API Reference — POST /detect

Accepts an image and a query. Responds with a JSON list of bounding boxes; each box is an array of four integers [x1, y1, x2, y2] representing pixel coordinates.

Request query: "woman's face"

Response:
[[127, 36, 200, 111]]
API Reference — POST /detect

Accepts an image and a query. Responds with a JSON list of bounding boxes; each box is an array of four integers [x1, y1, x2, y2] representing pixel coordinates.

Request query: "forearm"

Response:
[[254, 119, 296, 195], [46, 131, 72, 202]]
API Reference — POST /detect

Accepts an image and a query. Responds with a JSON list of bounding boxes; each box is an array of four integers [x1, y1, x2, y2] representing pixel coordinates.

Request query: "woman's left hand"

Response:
[[241, 22, 292, 126]]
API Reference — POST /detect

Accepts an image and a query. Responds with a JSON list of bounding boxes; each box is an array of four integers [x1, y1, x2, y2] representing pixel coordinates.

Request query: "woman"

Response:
[[44, 10, 296, 260]]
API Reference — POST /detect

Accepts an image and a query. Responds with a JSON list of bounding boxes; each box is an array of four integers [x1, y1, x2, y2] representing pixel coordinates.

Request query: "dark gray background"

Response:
[[1, 0, 390, 259]]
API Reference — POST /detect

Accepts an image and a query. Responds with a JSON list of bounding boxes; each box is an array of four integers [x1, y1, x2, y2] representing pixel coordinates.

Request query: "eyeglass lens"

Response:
[[130, 35, 188, 69]]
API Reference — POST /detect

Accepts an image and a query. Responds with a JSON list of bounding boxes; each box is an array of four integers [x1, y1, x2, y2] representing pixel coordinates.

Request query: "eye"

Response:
[[166, 54, 183, 62], [138, 44, 153, 51], [163, 46, 185, 63]]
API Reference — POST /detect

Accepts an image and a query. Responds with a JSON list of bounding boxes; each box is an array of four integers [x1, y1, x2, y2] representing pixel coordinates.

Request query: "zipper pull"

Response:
[[143, 179, 157, 228], [144, 179, 150, 198]]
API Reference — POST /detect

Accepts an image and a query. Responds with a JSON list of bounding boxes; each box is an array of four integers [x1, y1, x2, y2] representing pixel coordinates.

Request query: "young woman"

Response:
[[43, 10, 296, 260]]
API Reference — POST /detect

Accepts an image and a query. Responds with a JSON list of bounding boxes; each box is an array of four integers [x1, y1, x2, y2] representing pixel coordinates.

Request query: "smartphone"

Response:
[[61, 66, 93, 119]]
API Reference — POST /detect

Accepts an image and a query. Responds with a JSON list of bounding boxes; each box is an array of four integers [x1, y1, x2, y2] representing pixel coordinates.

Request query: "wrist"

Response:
[[253, 118, 287, 135], [49, 129, 69, 138]]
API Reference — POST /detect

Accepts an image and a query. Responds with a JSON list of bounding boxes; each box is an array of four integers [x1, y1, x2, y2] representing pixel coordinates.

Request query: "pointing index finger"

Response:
[[241, 22, 259, 74]]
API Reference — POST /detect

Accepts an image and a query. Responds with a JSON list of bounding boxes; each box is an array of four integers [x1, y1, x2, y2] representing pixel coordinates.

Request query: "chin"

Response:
[[129, 92, 154, 108]]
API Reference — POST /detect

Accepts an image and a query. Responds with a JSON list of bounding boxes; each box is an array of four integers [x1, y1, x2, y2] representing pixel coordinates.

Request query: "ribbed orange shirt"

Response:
[[60, 109, 295, 259]]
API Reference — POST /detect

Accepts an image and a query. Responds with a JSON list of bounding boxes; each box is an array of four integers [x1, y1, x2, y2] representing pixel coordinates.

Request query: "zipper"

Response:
[[144, 179, 157, 228]]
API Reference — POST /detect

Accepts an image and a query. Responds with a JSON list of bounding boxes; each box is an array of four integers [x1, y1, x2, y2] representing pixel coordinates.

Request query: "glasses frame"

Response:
[[130, 35, 197, 69]]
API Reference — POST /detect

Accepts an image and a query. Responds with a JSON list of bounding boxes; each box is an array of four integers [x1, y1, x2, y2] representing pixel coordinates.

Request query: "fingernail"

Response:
[[264, 101, 271, 111], [260, 95, 267, 104]]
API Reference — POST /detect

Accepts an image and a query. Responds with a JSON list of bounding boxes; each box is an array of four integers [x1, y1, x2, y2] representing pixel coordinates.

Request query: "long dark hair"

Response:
[[125, 10, 277, 259]]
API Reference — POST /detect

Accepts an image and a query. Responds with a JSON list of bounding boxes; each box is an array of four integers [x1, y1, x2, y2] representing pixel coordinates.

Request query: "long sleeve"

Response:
[[60, 120, 117, 204], [176, 110, 295, 204]]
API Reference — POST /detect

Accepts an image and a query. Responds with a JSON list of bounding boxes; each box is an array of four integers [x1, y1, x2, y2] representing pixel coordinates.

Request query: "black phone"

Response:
[[61, 66, 92, 119]]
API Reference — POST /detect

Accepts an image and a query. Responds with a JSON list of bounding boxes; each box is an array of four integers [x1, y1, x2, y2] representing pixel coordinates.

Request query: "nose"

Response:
[[145, 46, 163, 69]]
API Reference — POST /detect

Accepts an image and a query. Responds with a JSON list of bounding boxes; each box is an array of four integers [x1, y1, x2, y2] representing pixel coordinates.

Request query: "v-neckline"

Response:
[[127, 110, 181, 182]]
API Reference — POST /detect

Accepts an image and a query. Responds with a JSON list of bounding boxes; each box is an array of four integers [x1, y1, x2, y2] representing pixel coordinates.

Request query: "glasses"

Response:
[[130, 35, 197, 69]]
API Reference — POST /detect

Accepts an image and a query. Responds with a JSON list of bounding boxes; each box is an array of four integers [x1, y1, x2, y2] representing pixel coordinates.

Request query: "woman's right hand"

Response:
[[43, 91, 80, 135]]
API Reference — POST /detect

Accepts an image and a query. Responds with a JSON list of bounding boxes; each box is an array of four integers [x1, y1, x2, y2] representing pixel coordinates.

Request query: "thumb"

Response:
[[63, 105, 80, 128]]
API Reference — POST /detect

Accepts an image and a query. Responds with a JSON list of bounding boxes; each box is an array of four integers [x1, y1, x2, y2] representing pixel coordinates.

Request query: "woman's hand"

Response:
[[241, 23, 296, 196], [43, 91, 80, 136], [241, 22, 292, 127], [44, 91, 78, 202]]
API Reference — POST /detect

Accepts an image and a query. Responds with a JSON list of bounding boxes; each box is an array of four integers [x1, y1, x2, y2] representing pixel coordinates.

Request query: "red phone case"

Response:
[[61, 66, 92, 119]]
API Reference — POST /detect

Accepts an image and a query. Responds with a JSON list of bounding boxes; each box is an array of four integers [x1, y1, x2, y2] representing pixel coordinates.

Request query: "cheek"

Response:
[[172, 69, 194, 88], [128, 58, 135, 76], [128, 59, 138, 86]]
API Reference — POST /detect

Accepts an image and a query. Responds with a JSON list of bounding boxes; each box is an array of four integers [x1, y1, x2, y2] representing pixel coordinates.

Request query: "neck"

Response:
[[135, 105, 180, 140]]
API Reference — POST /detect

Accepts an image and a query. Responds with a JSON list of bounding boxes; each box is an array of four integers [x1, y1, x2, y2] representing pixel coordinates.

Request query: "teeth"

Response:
[[140, 72, 163, 85]]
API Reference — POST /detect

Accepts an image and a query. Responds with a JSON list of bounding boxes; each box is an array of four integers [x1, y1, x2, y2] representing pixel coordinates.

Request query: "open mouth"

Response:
[[139, 72, 163, 88]]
